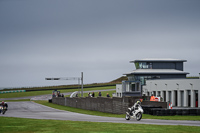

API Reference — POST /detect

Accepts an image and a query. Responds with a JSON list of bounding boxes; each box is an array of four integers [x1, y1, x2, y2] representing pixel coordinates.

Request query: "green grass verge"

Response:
[[0, 86, 115, 98], [36, 100, 123, 118], [0, 117, 199, 133], [35, 101, 200, 121]]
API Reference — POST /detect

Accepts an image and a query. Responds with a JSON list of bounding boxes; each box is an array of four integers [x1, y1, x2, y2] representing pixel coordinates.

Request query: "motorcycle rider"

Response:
[[126, 100, 143, 121], [0, 101, 8, 111], [130, 100, 141, 113]]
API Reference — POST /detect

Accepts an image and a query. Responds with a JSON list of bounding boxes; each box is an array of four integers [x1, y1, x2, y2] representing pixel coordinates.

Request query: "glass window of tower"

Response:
[[138, 62, 152, 69]]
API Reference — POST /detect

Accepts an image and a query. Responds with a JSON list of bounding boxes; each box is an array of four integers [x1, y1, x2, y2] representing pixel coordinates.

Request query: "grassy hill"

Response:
[[109, 76, 128, 83], [1, 76, 127, 92]]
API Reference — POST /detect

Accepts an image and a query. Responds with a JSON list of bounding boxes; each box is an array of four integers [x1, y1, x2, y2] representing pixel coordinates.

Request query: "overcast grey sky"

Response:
[[0, 0, 200, 88]]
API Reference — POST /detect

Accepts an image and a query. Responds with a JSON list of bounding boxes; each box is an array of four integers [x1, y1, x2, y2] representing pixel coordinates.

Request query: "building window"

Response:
[[137, 76, 152, 85], [140, 77, 145, 85], [149, 63, 152, 69], [135, 62, 139, 69], [136, 62, 152, 69], [128, 76, 135, 81]]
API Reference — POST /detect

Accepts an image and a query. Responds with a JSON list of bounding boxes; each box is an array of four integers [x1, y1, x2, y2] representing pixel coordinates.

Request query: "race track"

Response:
[[1, 101, 200, 126]]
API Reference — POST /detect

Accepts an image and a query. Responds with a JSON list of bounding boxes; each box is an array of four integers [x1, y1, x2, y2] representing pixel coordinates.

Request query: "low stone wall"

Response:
[[52, 96, 167, 114]]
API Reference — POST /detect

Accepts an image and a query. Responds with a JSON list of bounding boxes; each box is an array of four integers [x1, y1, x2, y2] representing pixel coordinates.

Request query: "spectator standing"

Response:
[[88, 92, 92, 97], [57, 92, 61, 97], [98, 92, 102, 97], [150, 93, 155, 101], [92, 92, 95, 97], [52, 92, 56, 98]]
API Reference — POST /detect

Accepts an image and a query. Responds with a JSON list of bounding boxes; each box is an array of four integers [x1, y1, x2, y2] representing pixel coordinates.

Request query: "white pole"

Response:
[[81, 72, 83, 97], [78, 78, 80, 97]]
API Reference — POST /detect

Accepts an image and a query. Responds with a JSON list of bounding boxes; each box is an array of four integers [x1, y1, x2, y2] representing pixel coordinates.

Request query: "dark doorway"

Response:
[[195, 92, 198, 107], [188, 93, 191, 107], [163, 91, 166, 102], [131, 83, 135, 91], [174, 90, 177, 106]]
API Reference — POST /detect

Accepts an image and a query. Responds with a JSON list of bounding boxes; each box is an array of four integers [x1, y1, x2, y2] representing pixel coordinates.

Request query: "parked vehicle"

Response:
[[125, 101, 143, 121]]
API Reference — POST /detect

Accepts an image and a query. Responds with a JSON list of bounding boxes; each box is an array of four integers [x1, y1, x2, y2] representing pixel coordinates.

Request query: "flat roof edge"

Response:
[[130, 59, 187, 63]]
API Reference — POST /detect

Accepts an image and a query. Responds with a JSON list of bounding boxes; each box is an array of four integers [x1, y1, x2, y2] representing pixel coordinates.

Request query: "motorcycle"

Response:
[[125, 101, 143, 121], [0, 106, 7, 115]]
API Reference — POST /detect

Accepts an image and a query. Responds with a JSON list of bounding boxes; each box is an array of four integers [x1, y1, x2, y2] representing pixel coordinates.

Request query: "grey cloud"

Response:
[[0, 0, 200, 87]]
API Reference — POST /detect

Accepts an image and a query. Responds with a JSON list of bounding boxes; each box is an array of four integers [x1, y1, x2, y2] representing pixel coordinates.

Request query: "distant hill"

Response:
[[0, 76, 127, 91], [109, 76, 128, 83]]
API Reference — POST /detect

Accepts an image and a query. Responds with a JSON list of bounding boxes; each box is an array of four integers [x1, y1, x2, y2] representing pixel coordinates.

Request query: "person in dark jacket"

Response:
[[98, 92, 102, 97], [92, 92, 95, 97]]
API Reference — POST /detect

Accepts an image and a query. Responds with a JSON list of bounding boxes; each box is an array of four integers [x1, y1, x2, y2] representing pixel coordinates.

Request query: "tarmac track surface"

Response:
[[1, 102, 200, 127]]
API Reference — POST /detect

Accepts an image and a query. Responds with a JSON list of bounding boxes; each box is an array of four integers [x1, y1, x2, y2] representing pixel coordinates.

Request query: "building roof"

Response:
[[130, 58, 187, 63], [124, 69, 189, 75]]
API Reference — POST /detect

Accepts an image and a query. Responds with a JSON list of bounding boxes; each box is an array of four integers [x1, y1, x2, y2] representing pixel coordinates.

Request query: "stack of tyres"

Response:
[[189, 109, 197, 116], [142, 107, 150, 114], [165, 109, 170, 116], [196, 109, 200, 115], [152, 108, 157, 116], [182, 109, 189, 115], [149, 107, 161, 115], [169, 109, 176, 116], [156, 109, 164, 116], [176, 109, 182, 115]]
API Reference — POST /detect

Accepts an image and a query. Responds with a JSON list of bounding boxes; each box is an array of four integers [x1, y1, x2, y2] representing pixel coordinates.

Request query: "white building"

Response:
[[115, 58, 200, 108], [143, 79, 200, 107]]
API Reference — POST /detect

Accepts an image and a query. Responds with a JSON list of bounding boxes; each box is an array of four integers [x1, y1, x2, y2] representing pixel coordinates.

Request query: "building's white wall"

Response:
[[146, 79, 200, 92], [116, 84, 122, 97], [145, 79, 200, 107]]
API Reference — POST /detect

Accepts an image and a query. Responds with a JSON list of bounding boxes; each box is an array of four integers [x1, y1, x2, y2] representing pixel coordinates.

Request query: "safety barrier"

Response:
[[146, 108, 200, 116], [0, 90, 26, 94]]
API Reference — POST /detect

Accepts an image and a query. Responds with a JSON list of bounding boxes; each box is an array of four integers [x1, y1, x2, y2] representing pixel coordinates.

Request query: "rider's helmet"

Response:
[[136, 101, 141, 105], [1, 101, 4, 105]]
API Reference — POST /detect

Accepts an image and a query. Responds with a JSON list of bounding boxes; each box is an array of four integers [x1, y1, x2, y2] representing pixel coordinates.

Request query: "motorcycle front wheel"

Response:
[[136, 112, 142, 121], [125, 114, 130, 120], [2, 110, 6, 114]]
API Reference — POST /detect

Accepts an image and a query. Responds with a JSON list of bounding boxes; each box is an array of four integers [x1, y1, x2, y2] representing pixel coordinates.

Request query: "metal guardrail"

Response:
[[0, 90, 26, 94]]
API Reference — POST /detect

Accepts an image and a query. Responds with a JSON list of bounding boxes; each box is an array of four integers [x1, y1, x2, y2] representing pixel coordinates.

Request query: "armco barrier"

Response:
[[0, 90, 26, 94]]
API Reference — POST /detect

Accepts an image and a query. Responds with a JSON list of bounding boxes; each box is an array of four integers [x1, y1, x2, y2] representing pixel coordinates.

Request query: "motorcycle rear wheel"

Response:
[[136, 112, 142, 121]]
